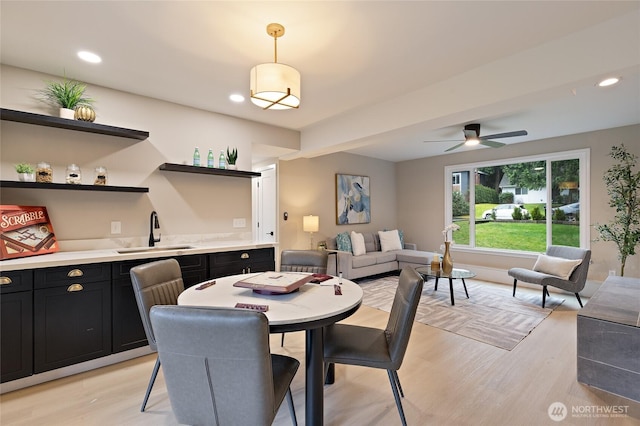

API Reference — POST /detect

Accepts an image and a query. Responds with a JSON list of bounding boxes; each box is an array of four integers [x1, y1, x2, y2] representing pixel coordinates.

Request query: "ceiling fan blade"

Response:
[[445, 142, 467, 152], [480, 140, 506, 148], [480, 130, 528, 140]]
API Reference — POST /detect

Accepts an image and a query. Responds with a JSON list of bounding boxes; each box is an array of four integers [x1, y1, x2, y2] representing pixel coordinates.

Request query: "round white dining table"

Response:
[[178, 272, 363, 426]]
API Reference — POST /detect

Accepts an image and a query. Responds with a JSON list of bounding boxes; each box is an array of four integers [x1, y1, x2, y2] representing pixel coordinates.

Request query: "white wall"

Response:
[[0, 65, 299, 249]]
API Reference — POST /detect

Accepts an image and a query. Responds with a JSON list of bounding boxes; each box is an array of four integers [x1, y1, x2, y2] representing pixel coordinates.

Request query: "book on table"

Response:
[[233, 271, 316, 294]]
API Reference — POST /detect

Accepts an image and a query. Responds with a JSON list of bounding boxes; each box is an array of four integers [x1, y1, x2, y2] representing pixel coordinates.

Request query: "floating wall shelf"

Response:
[[0, 181, 149, 193], [0, 108, 149, 140], [159, 163, 261, 178]]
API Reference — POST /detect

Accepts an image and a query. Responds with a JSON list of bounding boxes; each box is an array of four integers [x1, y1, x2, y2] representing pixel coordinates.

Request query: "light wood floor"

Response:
[[1, 282, 639, 426]]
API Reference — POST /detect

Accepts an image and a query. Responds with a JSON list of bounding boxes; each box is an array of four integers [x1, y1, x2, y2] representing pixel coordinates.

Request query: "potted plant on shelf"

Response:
[[15, 163, 35, 182], [595, 144, 639, 276], [38, 75, 95, 119], [226, 147, 238, 170]]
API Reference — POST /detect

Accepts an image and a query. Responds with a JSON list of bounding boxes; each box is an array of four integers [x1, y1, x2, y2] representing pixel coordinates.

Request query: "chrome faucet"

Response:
[[149, 211, 161, 247]]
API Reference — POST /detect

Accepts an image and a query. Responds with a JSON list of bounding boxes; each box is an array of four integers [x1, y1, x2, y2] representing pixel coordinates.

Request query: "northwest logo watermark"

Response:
[[548, 402, 629, 421]]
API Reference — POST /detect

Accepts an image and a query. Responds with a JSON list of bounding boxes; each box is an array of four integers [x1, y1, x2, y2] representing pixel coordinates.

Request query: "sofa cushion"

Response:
[[363, 233, 378, 253], [350, 231, 366, 256], [533, 254, 582, 280], [375, 251, 398, 264], [396, 249, 432, 264], [352, 253, 379, 268], [336, 232, 352, 253], [379, 230, 403, 252]]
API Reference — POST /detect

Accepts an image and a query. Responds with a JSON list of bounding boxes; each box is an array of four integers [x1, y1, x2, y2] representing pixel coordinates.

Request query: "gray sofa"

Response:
[[326, 231, 435, 280]]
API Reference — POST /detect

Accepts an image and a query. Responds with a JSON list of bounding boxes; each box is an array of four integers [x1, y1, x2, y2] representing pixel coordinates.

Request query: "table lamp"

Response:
[[303, 215, 319, 249]]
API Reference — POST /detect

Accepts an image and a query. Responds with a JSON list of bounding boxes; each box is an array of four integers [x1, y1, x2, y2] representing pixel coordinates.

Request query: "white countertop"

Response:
[[0, 240, 277, 271]]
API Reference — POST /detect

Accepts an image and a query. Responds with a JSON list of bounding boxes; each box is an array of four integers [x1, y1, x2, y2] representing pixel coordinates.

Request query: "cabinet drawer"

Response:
[[35, 263, 111, 289], [0, 269, 33, 294], [112, 254, 207, 278], [210, 248, 274, 265]]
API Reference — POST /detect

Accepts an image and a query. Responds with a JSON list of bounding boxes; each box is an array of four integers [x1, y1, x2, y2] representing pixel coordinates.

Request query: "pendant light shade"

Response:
[[250, 23, 301, 110]]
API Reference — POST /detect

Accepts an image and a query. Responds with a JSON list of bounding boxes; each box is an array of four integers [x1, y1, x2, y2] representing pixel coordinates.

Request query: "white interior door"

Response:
[[255, 166, 276, 243]]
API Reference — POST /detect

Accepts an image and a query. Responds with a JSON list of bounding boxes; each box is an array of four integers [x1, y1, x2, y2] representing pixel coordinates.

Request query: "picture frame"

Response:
[[336, 174, 370, 224]]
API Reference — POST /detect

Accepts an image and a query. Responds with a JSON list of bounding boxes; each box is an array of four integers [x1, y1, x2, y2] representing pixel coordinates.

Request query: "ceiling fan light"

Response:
[[464, 138, 480, 146], [250, 63, 301, 110], [597, 77, 620, 87]]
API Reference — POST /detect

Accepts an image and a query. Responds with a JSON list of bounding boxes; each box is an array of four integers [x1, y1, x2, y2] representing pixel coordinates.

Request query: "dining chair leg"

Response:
[[281, 333, 286, 347], [512, 279, 517, 297], [575, 292, 584, 308], [286, 387, 298, 426], [392, 370, 405, 398], [141, 356, 161, 412], [387, 370, 408, 426], [542, 286, 547, 309]]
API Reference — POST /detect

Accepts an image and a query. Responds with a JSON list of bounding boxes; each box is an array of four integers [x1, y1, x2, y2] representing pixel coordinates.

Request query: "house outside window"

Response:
[[444, 149, 589, 253]]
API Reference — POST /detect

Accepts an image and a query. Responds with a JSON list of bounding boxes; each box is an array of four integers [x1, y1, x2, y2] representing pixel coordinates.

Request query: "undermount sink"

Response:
[[116, 245, 194, 254]]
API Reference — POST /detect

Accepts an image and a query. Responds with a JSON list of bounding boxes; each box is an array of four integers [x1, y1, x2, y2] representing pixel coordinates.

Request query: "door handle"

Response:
[[267, 231, 274, 236]]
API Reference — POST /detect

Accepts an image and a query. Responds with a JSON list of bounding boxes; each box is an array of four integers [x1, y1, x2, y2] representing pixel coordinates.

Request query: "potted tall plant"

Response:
[[595, 144, 640, 276], [38, 75, 94, 119], [226, 147, 238, 170]]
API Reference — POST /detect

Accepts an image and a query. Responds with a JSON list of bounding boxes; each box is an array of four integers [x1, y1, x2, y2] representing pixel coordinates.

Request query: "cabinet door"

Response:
[[209, 248, 274, 278], [1, 291, 33, 383], [34, 280, 111, 373]]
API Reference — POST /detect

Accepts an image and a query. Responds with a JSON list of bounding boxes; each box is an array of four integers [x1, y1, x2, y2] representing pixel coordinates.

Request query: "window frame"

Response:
[[444, 148, 590, 255]]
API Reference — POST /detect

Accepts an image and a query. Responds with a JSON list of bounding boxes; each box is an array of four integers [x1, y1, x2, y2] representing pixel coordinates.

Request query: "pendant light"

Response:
[[250, 23, 301, 110]]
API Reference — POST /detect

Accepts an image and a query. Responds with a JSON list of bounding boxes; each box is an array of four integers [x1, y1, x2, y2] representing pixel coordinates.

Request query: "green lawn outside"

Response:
[[452, 220, 579, 252]]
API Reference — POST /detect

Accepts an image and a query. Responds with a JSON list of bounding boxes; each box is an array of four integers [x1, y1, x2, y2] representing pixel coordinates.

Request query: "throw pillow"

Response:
[[533, 254, 582, 280], [350, 231, 366, 256], [336, 232, 352, 253], [378, 230, 403, 252]]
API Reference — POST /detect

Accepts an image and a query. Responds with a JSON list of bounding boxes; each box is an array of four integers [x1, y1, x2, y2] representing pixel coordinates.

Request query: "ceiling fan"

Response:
[[424, 123, 528, 152]]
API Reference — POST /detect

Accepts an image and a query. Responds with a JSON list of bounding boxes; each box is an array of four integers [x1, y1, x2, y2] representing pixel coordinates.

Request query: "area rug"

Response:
[[358, 274, 564, 350]]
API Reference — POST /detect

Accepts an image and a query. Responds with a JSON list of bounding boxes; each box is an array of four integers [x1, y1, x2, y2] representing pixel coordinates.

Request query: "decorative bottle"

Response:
[[218, 150, 226, 169], [193, 147, 201, 166], [442, 241, 453, 274], [207, 149, 214, 168]]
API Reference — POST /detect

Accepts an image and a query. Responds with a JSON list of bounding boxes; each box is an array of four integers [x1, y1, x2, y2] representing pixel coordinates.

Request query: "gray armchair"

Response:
[[508, 245, 591, 308], [322, 267, 424, 426], [129, 258, 185, 412], [279, 250, 328, 346], [150, 305, 299, 426]]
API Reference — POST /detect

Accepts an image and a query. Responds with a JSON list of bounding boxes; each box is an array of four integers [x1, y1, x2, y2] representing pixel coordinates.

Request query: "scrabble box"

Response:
[[0, 205, 59, 260]]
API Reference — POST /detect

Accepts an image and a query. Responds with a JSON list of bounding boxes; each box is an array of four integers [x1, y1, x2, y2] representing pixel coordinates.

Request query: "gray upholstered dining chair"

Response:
[[508, 245, 591, 308], [129, 258, 184, 412], [149, 305, 300, 426], [323, 267, 424, 426], [279, 249, 329, 346]]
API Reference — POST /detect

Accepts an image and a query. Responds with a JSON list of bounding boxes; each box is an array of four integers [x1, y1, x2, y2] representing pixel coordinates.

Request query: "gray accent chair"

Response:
[[508, 245, 591, 308], [323, 267, 424, 426], [130, 258, 184, 412], [150, 305, 300, 426], [279, 250, 328, 346]]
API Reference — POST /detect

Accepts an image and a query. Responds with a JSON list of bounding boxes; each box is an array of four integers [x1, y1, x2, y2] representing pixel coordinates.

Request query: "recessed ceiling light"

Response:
[[229, 94, 245, 103], [597, 77, 620, 87], [78, 51, 102, 64]]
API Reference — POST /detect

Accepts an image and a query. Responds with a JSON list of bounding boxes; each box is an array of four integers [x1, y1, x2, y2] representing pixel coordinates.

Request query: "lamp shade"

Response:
[[303, 215, 319, 233], [250, 62, 301, 110]]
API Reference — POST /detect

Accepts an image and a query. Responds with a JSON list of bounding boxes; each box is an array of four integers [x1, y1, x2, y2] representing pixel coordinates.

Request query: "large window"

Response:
[[445, 149, 589, 253]]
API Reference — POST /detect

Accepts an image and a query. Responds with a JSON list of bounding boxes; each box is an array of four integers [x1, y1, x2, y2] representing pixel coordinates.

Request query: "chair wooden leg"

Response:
[[575, 293, 584, 308], [286, 387, 298, 426], [392, 370, 405, 398], [281, 333, 285, 347], [387, 370, 407, 426], [141, 356, 161, 412], [512, 279, 517, 297], [541, 286, 547, 309]]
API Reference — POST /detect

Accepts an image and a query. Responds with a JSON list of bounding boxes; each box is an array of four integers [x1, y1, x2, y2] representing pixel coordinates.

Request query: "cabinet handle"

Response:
[[0, 276, 12, 285], [67, 283, 84, 292], [247, 267, 251, 273], [67, 269, 84, 278], [241, 253, 249, 259]]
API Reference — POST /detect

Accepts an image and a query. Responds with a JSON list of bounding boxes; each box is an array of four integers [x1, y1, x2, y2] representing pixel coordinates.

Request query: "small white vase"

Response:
[[227, 164, 238, 170], [59, 108, 75, 119], [18, 172, 35, 182]]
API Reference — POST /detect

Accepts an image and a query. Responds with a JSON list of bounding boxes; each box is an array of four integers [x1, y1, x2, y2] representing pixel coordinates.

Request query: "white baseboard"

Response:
[[0, 346, 153, 394]]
